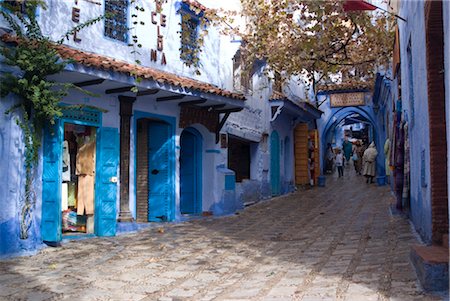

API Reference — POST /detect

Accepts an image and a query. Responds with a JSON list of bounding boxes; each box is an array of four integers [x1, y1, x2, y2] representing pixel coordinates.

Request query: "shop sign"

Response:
[[330, 92, 365, 107], [71, 0, 101, 43], [150, 0, 168, 65]]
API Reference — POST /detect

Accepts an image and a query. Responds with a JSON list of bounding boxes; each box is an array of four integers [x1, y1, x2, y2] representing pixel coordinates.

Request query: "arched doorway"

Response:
[[320, 107, 383, 177], [270, 131, 281, 196], [135, 117, 175, 223], [180, 128, 202, 215]]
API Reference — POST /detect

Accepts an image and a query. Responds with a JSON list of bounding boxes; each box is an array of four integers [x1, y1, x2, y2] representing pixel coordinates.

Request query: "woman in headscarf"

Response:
[[362, 142, 378, 184], [343, 138, 353, 165]]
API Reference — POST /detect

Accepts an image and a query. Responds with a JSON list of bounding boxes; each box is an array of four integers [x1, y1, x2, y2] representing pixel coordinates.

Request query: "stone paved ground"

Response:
[[0, 167, 446, 301]]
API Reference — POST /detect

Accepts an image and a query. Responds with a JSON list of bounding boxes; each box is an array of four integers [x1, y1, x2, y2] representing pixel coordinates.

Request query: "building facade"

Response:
[[0, 0, 320, 257]]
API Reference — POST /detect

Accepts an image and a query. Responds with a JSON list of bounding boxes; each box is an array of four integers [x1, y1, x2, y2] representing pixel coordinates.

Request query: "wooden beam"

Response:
[[137, 89, 159, 96], [215, 107, 243, 113], [156, 95, 186, 102], [178, 99, 207, 106], [201, 104, 226, 110], [74, 78, 105, 87], [216, 112, 231, 144], [105, 86, 135, 94]]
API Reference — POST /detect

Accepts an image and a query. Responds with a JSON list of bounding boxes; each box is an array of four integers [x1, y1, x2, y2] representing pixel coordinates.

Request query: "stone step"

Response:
[[410, 245, 449, 292]]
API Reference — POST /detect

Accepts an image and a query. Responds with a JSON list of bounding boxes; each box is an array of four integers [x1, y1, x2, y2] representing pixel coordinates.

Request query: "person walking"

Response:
[[335, 149, 344, 178], [325, 143, 335, 174], [352, 140, 364, 175], [362, 142, 378, 184], [343, 138, 353, 165]]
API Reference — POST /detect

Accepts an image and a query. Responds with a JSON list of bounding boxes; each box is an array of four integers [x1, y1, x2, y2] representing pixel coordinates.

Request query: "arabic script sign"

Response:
[[330, 92, 365, 107]]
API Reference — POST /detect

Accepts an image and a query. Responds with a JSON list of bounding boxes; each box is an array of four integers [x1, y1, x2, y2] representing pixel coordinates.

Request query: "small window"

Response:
[[273, 71, 282, 93], [104, 0, 128, 43], [1, 0, 28, 14], [228, 136, 251, 182], [233, 48, 252, 93], [179, 10, 200, 66]]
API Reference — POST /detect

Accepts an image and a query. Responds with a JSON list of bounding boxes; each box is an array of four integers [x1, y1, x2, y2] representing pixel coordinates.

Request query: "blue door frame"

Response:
[[270, 131, 281, 196], [134, 111, 176, 222], [41, 108, 119, 243], [180, 128, 202, 215]]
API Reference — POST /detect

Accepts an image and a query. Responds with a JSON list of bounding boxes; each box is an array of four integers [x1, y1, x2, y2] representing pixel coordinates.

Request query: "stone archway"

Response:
[[320, 106, 385, 177]]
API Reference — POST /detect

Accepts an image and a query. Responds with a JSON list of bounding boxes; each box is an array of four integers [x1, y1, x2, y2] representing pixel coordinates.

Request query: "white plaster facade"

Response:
[[0, 0, 319, 256]]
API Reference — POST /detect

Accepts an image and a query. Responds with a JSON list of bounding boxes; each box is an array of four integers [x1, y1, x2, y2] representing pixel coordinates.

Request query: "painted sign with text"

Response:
[[151, 0, 168, 65], [330, 92, 365, 107]]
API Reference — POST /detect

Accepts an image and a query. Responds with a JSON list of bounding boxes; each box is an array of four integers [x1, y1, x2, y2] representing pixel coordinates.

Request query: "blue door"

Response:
[[41, 120, 63, 243], [180, 128, 202, 214], [95, 127, 119, 236], [270, 131, 281, 196], [148, 121, 171, 222]]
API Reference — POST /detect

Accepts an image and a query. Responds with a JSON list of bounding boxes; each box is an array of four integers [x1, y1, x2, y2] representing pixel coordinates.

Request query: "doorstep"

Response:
[[410, 244, 449, 292]]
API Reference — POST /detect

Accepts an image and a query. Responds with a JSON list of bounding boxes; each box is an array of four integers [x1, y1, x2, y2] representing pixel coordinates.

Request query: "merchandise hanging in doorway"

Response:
[[61, 123, 96, 235]]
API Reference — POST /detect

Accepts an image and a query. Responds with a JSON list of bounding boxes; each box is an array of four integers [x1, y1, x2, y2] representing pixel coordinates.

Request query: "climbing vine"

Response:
[[0, 1, 104, 239]]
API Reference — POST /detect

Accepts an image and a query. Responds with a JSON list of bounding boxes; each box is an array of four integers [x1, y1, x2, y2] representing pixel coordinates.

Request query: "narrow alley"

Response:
[[0, 168, 442, 301]]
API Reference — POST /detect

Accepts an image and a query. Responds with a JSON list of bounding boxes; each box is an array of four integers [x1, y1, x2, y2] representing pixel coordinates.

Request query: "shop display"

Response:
[[61, 123, 96, 235]]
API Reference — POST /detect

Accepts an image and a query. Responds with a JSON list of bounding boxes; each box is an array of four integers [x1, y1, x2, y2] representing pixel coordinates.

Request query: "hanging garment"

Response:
[[76, 139, 96, 215], [62, 140, 71, 182], [77, 175, 95, 215], [67, 181, 77, 207], [76, 140, 96, 176], [61, 183, 69, 211], [402, 123, 410, 209], [394, 121, 405, 210], [384, 138, 391, 176]]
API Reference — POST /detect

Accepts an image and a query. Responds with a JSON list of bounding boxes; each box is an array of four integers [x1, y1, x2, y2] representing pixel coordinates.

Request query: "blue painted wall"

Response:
[[395, 1, 433, 243]]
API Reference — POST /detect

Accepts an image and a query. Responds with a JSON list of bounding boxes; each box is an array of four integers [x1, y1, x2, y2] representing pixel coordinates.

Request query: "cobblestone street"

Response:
[[0, 169, 444, 301]]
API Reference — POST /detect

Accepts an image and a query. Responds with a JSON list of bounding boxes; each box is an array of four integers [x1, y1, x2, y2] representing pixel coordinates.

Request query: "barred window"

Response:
[[104, 0, 128, 43], [180, 11, 200, 65]]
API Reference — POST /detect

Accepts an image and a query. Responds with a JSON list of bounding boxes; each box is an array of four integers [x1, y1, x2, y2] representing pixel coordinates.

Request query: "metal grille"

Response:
[[104, 0, 128, 43], [180, 12, 199, 61], [62, 109, 101, 126]]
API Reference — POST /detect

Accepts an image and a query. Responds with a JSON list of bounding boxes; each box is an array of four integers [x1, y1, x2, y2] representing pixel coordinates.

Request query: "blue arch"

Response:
[[320, 106, 386, 177]]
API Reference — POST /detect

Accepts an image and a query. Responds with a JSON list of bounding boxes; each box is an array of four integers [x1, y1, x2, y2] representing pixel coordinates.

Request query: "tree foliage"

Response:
[[226, 0, 395, 89]]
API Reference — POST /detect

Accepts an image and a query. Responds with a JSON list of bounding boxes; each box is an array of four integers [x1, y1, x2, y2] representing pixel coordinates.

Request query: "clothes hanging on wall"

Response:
[[402, 122, 410, 210], [62, 140, 71, 182], [76, 139, 96, 215], [62, 183, 69, 211]]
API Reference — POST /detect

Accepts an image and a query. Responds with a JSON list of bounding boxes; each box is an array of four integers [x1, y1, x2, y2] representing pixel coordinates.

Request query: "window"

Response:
[[104, 0, 128, 43], [179, 9, 200, 66], [273, 71, 282, 93], [1, 0, 28, 14], [232, 48, 253, 93], [228, 136, 251, 182]]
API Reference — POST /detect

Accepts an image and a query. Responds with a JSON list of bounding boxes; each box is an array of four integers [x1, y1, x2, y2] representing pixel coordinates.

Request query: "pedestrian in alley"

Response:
[[362, 142, 378, 184], [342, 137, 353, 165], [335, 148, 344, 178], [352, 140, 364, 175], [325, 143, 335, 174]]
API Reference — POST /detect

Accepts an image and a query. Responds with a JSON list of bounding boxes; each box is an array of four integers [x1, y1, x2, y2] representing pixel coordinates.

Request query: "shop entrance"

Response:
[[41, 108, 119, 244], [61, 123, 97, 236], [180, 128, 202, 215]]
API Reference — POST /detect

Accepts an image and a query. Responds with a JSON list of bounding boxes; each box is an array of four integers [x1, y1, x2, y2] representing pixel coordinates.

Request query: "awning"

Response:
[[343, 0, 377, 12], [1, 34, 246, 113], [269, 92, 322, 122]]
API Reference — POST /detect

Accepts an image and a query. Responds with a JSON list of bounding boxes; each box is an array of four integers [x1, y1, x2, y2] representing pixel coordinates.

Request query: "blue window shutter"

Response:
[[41, 120, 63, 243], [270, 131, 281, 196], [95, 127, 119, 236]]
